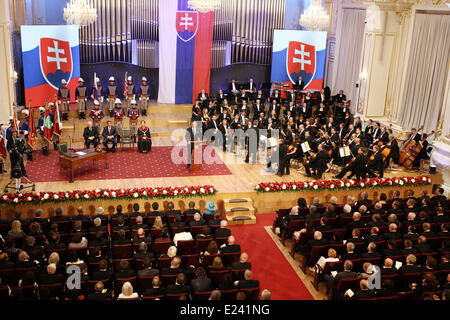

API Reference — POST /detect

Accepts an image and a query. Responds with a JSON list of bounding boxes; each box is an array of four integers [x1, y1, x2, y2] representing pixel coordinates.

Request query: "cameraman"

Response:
[[6, 130, 27, 178]]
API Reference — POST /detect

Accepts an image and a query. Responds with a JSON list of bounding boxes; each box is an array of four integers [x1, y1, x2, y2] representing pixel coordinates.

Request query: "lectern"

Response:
[[191, 140, 203, 172]]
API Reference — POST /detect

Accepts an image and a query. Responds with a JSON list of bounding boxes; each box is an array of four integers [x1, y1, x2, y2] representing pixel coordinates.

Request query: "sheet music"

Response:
[[76, 151, 86, 156], [339, 146, 351, 157], [301, 142, 310, 153]]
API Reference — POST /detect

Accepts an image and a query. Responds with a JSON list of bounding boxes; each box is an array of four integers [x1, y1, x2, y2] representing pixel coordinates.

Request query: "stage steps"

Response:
[[223, 198, 256, 225]]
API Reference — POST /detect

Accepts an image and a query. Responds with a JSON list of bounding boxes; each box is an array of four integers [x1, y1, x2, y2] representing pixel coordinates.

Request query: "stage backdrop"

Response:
[[21, 25, 80, 107], [158, 0, 214, 104], [271, 30, 327, 90]]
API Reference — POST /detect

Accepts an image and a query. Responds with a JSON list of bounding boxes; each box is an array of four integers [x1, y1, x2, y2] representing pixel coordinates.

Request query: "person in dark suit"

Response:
[[348, 279, 376, 300], [366, 145, 384, 178], [83, 121, 99, 149], [380, 258, 398, 276], [101, 120, 118, 152], [190, 267, 212, 293], [197, 89, 209, 109], [166, 273, 190, 296], [341, 243, 360, 261], [231, 253, 252, 270], [39, 263, 64, 285], [304, 143, 328, 179], [189, 213, 206, 228], [87, 281, 112, 300], [276, 138, 289, 176], [214, 221, 231, 238], [333, 90, 346, 103], [412, 134, 430, 170], [185, 121, 201, 169], [236, 270, 259, 289], [294, 76, 305, 92], [228, 79, 240, 100], [330, 260, 358, 289], [222, 236, 241, 254], [431, 187, 446, 203]]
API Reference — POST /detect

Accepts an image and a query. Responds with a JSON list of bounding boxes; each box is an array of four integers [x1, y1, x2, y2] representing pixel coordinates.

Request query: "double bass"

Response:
[[399, 125, 423, 167]]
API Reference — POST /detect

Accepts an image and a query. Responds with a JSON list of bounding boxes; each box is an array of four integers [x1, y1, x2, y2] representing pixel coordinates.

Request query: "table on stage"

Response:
[[59, 149, 108, 183]]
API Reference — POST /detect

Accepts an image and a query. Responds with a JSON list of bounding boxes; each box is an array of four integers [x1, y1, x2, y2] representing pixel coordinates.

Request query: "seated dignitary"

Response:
[[137, 120, 152, 153], [83, 121, 99, 149], [102, 120, 118, 152]]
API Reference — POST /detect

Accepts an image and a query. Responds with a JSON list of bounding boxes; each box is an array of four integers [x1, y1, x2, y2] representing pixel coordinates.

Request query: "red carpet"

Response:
[[26, 146, 232, 182], [229, 214, 314, 300]]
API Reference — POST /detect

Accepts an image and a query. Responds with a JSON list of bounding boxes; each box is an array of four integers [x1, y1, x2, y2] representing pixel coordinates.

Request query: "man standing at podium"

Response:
[[186, 121, 201, 169]]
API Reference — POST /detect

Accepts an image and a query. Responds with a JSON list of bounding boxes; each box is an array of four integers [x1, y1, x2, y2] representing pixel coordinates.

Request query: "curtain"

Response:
[[332, 8, 366, 105], [398, 13, 450, 134]]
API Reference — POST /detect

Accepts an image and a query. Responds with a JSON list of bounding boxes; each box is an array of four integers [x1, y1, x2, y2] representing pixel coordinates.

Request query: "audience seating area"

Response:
[[273, 189, 450, 300], [0, 202, 261, 301]]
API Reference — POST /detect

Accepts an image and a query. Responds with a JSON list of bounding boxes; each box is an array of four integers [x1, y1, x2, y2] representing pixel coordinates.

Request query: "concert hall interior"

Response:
[[0, 0, 449, 303]]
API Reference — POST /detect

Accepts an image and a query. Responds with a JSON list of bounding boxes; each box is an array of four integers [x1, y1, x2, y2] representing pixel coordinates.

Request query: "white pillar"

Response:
[[0, 0, 15, 124], [430, 66, 450, 195]]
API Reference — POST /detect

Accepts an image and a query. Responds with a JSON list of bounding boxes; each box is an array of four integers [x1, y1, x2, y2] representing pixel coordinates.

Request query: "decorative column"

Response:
[[0, 0, 16, 124], [430, 66, 450, 195]]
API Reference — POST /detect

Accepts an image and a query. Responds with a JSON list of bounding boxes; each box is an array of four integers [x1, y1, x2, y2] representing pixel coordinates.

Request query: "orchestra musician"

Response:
[[411, 133, 429, 170], [333, 147, 367, 181], [304, 143, 328, 179], [198, 89, 209, 109], [383, 134, 400, 168], [294, 76, 305, 92], [366, 145, 384, 178]]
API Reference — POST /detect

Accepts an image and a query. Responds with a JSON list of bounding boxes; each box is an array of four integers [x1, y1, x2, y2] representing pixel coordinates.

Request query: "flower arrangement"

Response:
[[1, 185, 217, 206], [255, 176, 432, 193]]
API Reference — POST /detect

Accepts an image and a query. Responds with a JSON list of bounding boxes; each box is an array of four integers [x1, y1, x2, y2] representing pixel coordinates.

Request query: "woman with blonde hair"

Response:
[[152, 216, 163, 229], [315, 248, 339, 270], [117, 281, 139, 300], [48, 252, 60, 265], [8, 220, 27, 238], [167, 246, 177, 258]]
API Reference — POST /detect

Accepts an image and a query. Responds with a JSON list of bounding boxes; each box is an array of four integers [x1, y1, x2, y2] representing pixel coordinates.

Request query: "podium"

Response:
[[191, 140, 203, 172]]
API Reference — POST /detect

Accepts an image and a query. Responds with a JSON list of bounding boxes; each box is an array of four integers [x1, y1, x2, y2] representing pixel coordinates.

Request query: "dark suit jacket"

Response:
[[215, 228, 231, 238], [222, 244, 241, 254], [237, 279, 260, 289], [102, 126, 118, 139], [83, 126, 99, 141], [191, 278, 212, 293]]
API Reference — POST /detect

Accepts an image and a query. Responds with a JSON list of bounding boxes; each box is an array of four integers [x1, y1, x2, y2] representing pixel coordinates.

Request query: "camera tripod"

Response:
[[4, 176, 35, 193]]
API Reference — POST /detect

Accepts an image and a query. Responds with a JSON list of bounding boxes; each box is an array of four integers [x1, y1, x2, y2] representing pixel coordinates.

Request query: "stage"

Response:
[[1, 102, 442, 219]]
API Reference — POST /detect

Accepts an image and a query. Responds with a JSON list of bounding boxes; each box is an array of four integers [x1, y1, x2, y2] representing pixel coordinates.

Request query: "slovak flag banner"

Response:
[[158, 0, 214, 104], [21, 25, 80, 107], [271, 30, 327, 90]]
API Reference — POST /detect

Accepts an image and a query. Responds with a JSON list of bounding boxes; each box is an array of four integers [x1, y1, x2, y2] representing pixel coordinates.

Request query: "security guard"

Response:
[[58, 79, 71, 120], [128, 100, 140, 142], [139, 77, 150, 116], [113, 98, 125, 140], [37, 107, 50, 156], [106, 76, 117, 117], [125, 76, 137, 111], [90, 100, 104, 133], [75, 78, 87, 119]]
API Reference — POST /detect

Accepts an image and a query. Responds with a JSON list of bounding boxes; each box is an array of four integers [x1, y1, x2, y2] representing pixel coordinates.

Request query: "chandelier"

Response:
[[187, 0, 221, 13], [63, 0, 97, 26], [299, 0, 330, 31]]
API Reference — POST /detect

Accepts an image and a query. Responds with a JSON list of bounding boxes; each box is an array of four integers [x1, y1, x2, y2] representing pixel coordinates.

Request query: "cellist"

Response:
[[383, 134, 400, 169], [411, 133, 429, 170]]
